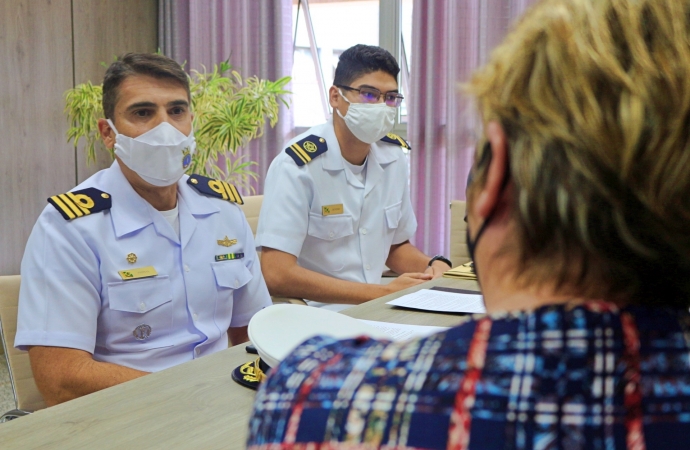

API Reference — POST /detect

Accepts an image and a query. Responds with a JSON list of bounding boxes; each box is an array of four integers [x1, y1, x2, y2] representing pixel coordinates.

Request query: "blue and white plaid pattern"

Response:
[[247, 302, 690, 449]]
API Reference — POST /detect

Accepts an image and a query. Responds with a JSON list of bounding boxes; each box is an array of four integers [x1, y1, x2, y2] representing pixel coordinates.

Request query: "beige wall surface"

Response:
[[0, 0, 157, 276]]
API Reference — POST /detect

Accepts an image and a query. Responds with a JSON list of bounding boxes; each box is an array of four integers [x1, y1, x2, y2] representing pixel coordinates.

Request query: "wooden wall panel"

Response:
[[0, 0, 75, 276], [73, 0, 158, 182], [0, 0, 158, 276]]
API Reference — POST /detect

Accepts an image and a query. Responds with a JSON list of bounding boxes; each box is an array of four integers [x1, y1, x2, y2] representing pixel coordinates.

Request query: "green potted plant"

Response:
[[64, 60, 291, 193]]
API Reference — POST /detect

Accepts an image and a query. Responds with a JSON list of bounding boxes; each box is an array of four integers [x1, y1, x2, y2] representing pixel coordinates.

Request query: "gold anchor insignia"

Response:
[[303, 141, 318, 153], [217, 236, 238, 247], [126, 253, 137, 264]]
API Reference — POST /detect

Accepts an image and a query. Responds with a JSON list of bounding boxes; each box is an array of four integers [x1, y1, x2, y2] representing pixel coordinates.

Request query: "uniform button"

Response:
[[195, 348, 200, 356], [365, 264, 371, 271], [328, 231, 334, 238], [139, 302, 146, 311], [184, 265, 190, 272], [234, 279, 240, 288], [193, 313, 199, 321], [361, 228, 368, 235]]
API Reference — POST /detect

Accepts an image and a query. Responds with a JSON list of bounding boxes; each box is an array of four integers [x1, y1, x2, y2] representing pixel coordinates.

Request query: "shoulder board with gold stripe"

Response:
[[285, 134, 328, 166], [187, 174, 244, 205], [380, 133, 411, 149], [48, 188, 112, 221]]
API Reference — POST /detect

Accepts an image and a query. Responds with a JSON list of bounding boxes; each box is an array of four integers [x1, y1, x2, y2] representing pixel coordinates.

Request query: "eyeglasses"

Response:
[[337, 85, 404, 108]]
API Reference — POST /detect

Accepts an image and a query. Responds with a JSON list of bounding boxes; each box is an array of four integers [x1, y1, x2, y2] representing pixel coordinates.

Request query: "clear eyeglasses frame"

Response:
[[337, 85, 404, 108]]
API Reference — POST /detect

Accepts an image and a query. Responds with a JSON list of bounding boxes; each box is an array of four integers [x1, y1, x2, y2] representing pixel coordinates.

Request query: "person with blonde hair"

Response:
[[246, 0, 690, 447]]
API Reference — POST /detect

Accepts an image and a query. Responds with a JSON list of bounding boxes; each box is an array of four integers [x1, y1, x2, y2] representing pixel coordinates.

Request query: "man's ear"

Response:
[[473, 121, 509, 220], [328, 85, 340, 108], [329, 85, 348, 118], [97, 118, 116, 150]]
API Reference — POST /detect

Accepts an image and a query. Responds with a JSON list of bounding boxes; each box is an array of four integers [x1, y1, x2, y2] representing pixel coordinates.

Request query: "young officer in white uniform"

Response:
[[257, 45, 452, 311], [15, 53, 272, 406]]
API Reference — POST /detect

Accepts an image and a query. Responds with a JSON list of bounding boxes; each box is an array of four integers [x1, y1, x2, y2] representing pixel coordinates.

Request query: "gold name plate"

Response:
[[118, 266, 158, 281], [322, 204, 344, 216]]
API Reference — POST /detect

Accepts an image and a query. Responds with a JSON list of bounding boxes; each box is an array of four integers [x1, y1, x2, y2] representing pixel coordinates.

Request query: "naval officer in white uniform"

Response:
[[15, 53, 272, 406], [256, 45, 452, 311]]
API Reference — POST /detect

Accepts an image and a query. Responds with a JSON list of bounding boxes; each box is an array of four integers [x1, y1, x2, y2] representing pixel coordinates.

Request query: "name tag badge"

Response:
[[322, 204, 344, 216], [118, 266, 158, 281]]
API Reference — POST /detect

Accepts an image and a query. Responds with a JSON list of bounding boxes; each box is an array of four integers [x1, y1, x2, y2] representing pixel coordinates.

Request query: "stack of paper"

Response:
[[356, 320, 450, 341], [386, 289, 486, 314], [443, 261, 477, 280]]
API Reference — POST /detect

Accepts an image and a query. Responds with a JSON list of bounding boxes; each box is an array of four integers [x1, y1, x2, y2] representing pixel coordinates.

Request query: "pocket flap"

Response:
[[307, 213, 354, 241], [108, 276, 172, 313], [212, 260, 253, 289], [385, 202, 402, 229]]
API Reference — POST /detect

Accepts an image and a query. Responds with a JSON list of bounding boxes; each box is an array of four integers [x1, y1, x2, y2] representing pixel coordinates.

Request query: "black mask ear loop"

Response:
[[466, 141, 510, 283]]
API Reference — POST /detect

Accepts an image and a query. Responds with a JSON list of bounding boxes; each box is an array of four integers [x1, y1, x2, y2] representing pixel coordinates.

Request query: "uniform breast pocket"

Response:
[[306, 213, 354, 272], [212, 260, 252, 290], [307, 213, 354, 241], [384, 201, 402, 229], [212, 260, 253, 322], [106, 276, 173, 352]]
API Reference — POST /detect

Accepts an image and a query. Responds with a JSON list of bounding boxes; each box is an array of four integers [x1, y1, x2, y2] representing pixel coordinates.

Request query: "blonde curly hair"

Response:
[[466, 0, 690, 307]]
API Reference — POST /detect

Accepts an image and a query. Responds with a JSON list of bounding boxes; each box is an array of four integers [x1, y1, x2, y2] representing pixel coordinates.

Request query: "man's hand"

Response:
[[262, 247, 398, 304], [386, 272, 432, 294], [424, 260, 452, 279]]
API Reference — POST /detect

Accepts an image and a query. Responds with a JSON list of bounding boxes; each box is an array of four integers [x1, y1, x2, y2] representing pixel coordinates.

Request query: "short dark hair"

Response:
[[102, 53, 190, 120], [333, 44, 400, 87]]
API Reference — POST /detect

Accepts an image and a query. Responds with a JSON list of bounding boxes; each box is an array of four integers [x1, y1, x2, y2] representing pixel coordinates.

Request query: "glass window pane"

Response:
[[292, 0, 380, 129], [291, 47, 327, 128]]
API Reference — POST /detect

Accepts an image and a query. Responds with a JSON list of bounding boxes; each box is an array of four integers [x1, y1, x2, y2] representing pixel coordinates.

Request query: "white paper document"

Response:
[[386, 289, 486, 314], [357, 319, 450, 341]]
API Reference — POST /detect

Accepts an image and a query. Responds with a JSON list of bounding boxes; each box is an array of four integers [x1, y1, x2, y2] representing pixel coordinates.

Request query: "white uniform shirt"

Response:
[[256, 119, 417, 289], [15, 161, 272, 372]]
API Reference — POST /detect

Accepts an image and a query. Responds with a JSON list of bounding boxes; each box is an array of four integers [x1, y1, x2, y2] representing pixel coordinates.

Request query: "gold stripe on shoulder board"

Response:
[[290, 144, 310, 164], [208, 180, 229, 201], [50, 195, 77, 219]]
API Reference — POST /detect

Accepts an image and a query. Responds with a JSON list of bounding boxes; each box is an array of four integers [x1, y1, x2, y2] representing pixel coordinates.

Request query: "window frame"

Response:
[[293, 0, 409, 139]]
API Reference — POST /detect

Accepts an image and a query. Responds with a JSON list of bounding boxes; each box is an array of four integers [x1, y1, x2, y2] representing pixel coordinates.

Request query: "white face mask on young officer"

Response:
[[336, 89, 396, 144], [108, 119, 196, 187]]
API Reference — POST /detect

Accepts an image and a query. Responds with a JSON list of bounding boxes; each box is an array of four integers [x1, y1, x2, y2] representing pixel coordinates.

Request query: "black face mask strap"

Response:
[[466, 141, 511, 279]]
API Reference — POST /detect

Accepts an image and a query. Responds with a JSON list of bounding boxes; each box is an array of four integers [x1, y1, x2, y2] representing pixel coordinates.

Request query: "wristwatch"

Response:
[[428, 255, 452, 268]]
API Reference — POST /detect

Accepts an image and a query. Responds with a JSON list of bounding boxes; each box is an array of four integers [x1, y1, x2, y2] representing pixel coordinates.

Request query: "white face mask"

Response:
[[336, 89, 396, 144], [108, 119, 196, 187]]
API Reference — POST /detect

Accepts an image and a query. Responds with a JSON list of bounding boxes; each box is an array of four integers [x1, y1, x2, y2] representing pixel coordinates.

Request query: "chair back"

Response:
[[239, 195, 263, 236], [449, 200, 471, 266], [0, 276, 45, 412], [237, 196, 307, 307]]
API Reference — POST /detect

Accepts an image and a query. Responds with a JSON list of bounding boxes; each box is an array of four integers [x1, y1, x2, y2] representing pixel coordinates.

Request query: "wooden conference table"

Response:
[[0, 277, 479, 449]]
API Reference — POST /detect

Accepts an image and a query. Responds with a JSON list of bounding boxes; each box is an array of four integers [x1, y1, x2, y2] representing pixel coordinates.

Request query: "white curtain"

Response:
[[408, 0, 536, 255]]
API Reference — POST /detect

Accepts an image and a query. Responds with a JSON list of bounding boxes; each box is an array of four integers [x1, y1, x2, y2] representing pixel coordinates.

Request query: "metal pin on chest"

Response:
[[217, 236, 238, 247], [126, 253, 137, 264], [133, 324, 151, 341]]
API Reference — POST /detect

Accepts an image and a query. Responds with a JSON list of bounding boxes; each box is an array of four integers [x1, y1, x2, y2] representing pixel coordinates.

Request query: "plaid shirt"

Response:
[[247, 301, 690, 449]]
